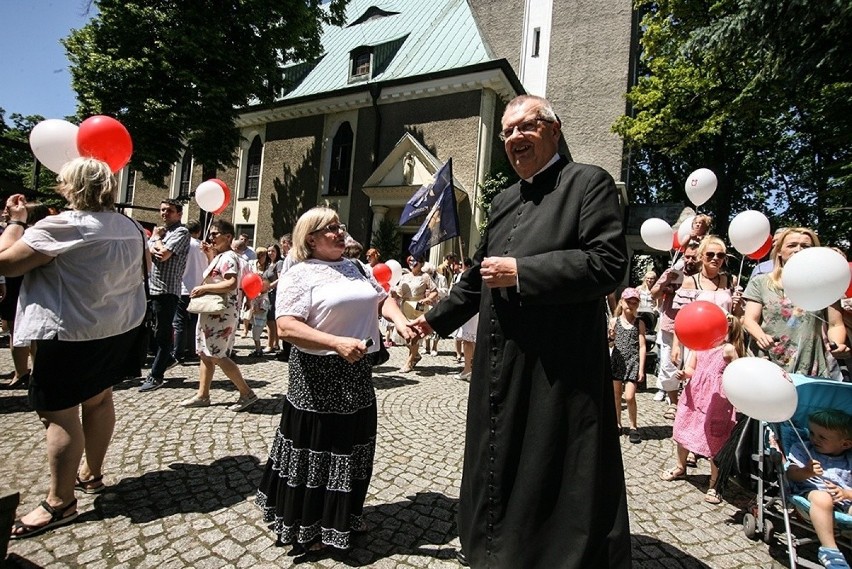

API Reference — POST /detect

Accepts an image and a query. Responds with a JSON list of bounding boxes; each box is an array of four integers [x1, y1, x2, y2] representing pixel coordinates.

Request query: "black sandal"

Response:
[[11, 499, 78, 539], [75, 474, 106, 494]]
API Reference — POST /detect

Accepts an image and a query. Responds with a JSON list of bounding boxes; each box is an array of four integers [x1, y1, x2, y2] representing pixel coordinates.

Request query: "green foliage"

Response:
[[476, 160, 515, 236], [371, 217, 402, 263], [63, 0, 349, 185], [614, 0, 852, 247]]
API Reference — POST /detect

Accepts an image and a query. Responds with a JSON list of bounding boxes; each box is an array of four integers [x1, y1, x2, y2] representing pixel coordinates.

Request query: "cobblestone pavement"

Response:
[[1, 339, 795, 568]]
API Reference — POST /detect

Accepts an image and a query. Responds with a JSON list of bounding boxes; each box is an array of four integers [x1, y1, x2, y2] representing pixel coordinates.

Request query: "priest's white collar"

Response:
[[523, 154, 561, 183]]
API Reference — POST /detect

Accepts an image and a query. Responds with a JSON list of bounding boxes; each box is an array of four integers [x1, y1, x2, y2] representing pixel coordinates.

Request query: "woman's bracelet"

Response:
[[6, 220, 27, 228]]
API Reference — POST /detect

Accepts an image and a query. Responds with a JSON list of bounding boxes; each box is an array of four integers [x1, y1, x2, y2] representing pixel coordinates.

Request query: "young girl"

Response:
[[611, 288, 647, 444], [660, 314, 745, 504], [249, 278, 270, 357]]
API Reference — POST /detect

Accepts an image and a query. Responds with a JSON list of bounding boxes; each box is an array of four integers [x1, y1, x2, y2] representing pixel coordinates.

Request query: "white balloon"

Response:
[[29, 119, 81, 173], [640, 218, 674, 251], [684, 168, 717, 207], [728, 210, 771, 255], [782, 247, 851, 311], [195, 180, 226, 213], [385, 259, 403, 286], [677, 215, 695, 248], [722, 357, 797, 422]]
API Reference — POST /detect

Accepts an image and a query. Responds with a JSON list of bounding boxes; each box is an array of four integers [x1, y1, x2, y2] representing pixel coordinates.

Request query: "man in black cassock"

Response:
[[410, 94, 631, 568]]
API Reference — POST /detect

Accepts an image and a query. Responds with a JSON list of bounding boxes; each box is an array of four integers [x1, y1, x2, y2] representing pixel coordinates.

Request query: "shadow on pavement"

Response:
[[294, 491, 459, 567], [0, 392, 30, 415], [77, 455, 262, 525], [372, 375, 419, 390], [631, 535, 713, 568]]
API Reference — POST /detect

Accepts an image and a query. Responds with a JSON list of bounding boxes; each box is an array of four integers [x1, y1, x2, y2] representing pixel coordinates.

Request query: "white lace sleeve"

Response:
[[277, 266, 313, 320]]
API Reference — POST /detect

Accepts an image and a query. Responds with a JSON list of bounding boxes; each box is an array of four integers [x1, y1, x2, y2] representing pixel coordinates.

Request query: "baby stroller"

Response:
[[741, 375, 852, 568]]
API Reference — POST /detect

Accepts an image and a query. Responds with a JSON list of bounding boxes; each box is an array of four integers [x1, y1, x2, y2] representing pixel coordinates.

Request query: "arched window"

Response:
[[328, 122, 353, 196], [178, 152, 192, 198], [243, 136, 262, 199]]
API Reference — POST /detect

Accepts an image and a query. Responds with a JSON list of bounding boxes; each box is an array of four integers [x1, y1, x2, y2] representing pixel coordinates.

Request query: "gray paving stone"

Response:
[[1, 341, 800, 567]]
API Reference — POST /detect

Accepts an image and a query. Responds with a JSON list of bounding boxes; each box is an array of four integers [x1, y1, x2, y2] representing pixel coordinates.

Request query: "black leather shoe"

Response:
[[455, 549, 470, 566]]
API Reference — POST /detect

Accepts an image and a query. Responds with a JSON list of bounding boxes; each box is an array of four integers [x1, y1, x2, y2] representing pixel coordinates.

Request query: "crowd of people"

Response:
[[2, 94, 851, 568]]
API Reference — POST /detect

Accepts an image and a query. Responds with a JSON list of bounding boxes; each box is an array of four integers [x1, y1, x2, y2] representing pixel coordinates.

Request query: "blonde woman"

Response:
[[257, 207, 414, 553], [1, 158, 146, 537], [742, 227, 849, 377]]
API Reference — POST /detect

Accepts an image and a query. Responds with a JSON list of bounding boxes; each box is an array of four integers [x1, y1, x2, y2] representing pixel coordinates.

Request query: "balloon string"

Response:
[[737, 256, 745, 287], [788, 419, 833, 483], [204, 213, 215, 241]]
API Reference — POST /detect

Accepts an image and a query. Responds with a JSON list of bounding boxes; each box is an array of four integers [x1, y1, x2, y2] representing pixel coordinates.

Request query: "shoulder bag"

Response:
[[187, 253, 229, 314]]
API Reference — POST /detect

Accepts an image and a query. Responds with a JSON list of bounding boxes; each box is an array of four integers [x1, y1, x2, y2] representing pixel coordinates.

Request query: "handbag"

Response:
[[401, 300, 426, 320], [348, 259, 390, 366], [187, 293, 228, 314]]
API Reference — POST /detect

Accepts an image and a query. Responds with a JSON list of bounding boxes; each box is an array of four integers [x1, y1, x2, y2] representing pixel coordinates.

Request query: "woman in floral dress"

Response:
[[179, 219, 257, 411], [742, 227, 849, 377]]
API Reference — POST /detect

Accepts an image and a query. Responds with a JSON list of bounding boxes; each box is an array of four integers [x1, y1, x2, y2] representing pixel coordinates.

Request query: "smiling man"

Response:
[[410, 95, 630, 568]]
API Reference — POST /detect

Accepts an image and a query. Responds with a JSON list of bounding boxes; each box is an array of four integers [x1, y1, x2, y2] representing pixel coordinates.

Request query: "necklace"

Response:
[[700, 271, 721, 290]]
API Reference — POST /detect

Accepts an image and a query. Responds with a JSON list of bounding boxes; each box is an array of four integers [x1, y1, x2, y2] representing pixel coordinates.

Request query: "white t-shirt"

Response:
[[181, 237, 208, 295], [16, 210, 146, 344], [276, 258, 387, 356]]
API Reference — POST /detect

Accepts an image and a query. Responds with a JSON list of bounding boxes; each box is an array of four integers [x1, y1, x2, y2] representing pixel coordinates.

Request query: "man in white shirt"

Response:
[[172, 220, 208, 364]]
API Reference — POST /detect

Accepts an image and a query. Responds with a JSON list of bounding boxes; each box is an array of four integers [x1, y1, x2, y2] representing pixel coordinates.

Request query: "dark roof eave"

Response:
[[240, 58, 524, 114]]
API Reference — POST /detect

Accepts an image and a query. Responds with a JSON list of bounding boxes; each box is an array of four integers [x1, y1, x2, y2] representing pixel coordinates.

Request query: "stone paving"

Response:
[[0, 338, 797, 568]]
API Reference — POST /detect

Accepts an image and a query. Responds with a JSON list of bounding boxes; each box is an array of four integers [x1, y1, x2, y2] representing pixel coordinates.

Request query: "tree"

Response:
[[614, 0, 852, 246], [63, 0, 348, 184]]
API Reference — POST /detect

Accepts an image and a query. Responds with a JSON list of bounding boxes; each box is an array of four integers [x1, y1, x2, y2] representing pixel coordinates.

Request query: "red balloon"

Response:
[[846, 262, 852, 298], [747, 236, 773, 260], [76, 115, 133, 172], [380, 281, 390, 292], [211, 179, 231, 215], [672, 231, 682, 251], [372, 263, 392, 284], [241, 273, 263, 300], [674, 300, 729, 351]]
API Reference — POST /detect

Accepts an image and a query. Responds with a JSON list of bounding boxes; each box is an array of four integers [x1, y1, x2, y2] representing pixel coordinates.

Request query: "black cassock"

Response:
[[427, 156, 631, 568]]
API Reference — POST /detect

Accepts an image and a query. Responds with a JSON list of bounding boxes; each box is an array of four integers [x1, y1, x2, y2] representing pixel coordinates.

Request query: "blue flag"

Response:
[[408, 159, 459, 259], [399, 159, 453, 225]]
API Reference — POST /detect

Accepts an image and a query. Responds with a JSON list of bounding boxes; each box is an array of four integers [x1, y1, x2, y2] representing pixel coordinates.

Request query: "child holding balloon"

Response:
[[660, 315, 744, 504], [249, 278, 271, 357]]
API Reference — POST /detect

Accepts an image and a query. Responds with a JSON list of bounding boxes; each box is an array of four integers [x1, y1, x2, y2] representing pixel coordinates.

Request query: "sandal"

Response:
[[663, 405, 677, 420], [705, 488, 721, 504], [686, 453, 698, 468], [75, 474, 106, 494], [659, 466, 687, 481], [7, 372, 30, 389], [11, 499, 78, 539]]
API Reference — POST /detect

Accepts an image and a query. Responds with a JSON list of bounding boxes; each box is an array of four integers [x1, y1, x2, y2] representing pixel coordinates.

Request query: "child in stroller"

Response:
[[787, 409, 852, 568]]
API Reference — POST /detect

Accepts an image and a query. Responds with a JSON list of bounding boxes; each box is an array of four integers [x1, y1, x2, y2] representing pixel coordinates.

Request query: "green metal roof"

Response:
[[278, 0, 494, 100]]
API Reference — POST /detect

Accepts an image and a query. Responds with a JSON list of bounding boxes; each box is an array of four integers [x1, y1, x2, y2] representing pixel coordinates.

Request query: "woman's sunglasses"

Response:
[[704, 252, 727, 260]]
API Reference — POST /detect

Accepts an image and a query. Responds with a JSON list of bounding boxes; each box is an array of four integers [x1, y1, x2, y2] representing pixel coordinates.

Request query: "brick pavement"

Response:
[[1, 339, 790, 568]]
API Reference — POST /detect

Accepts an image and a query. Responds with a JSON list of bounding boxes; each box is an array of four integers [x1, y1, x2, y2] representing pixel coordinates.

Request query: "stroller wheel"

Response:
[[743, 512, 758, 540], [761, 519, 775, 544]]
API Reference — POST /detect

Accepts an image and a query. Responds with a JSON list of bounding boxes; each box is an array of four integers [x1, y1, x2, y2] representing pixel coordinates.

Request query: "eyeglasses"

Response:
[[704, 252, 727, 260], [313, 223, 346, 234], [498, 118, 554, 141], [208, 231, 220, 237]]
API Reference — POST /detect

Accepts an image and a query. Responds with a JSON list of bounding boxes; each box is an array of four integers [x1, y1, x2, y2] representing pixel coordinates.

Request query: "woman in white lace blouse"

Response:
[[256, 207, 414, 554]]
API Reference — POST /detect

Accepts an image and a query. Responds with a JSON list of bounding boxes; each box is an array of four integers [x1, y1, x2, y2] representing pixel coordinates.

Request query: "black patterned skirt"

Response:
[[256, 349, 377, 550]]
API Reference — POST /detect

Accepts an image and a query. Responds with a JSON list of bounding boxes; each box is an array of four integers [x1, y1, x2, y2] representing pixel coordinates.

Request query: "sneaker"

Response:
[[179, 394, 210, 408], [653, 390, 666, 402], [430, 350, 438, 356], [455, 371, 472, 381], [138, 376, 165, 392], [628, 429, 642, 444], [262, 347, 276, 354], [818, 546, 850, 569], [228, 391, 258, 412]]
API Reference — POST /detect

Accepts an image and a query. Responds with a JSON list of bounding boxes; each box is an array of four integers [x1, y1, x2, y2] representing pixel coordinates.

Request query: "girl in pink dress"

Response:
[[660, 315, 744, 504]]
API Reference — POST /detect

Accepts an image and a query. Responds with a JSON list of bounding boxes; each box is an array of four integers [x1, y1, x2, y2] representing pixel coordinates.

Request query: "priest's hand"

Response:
[[407, 315, 434, 338], [481, 256, 518, 289]]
